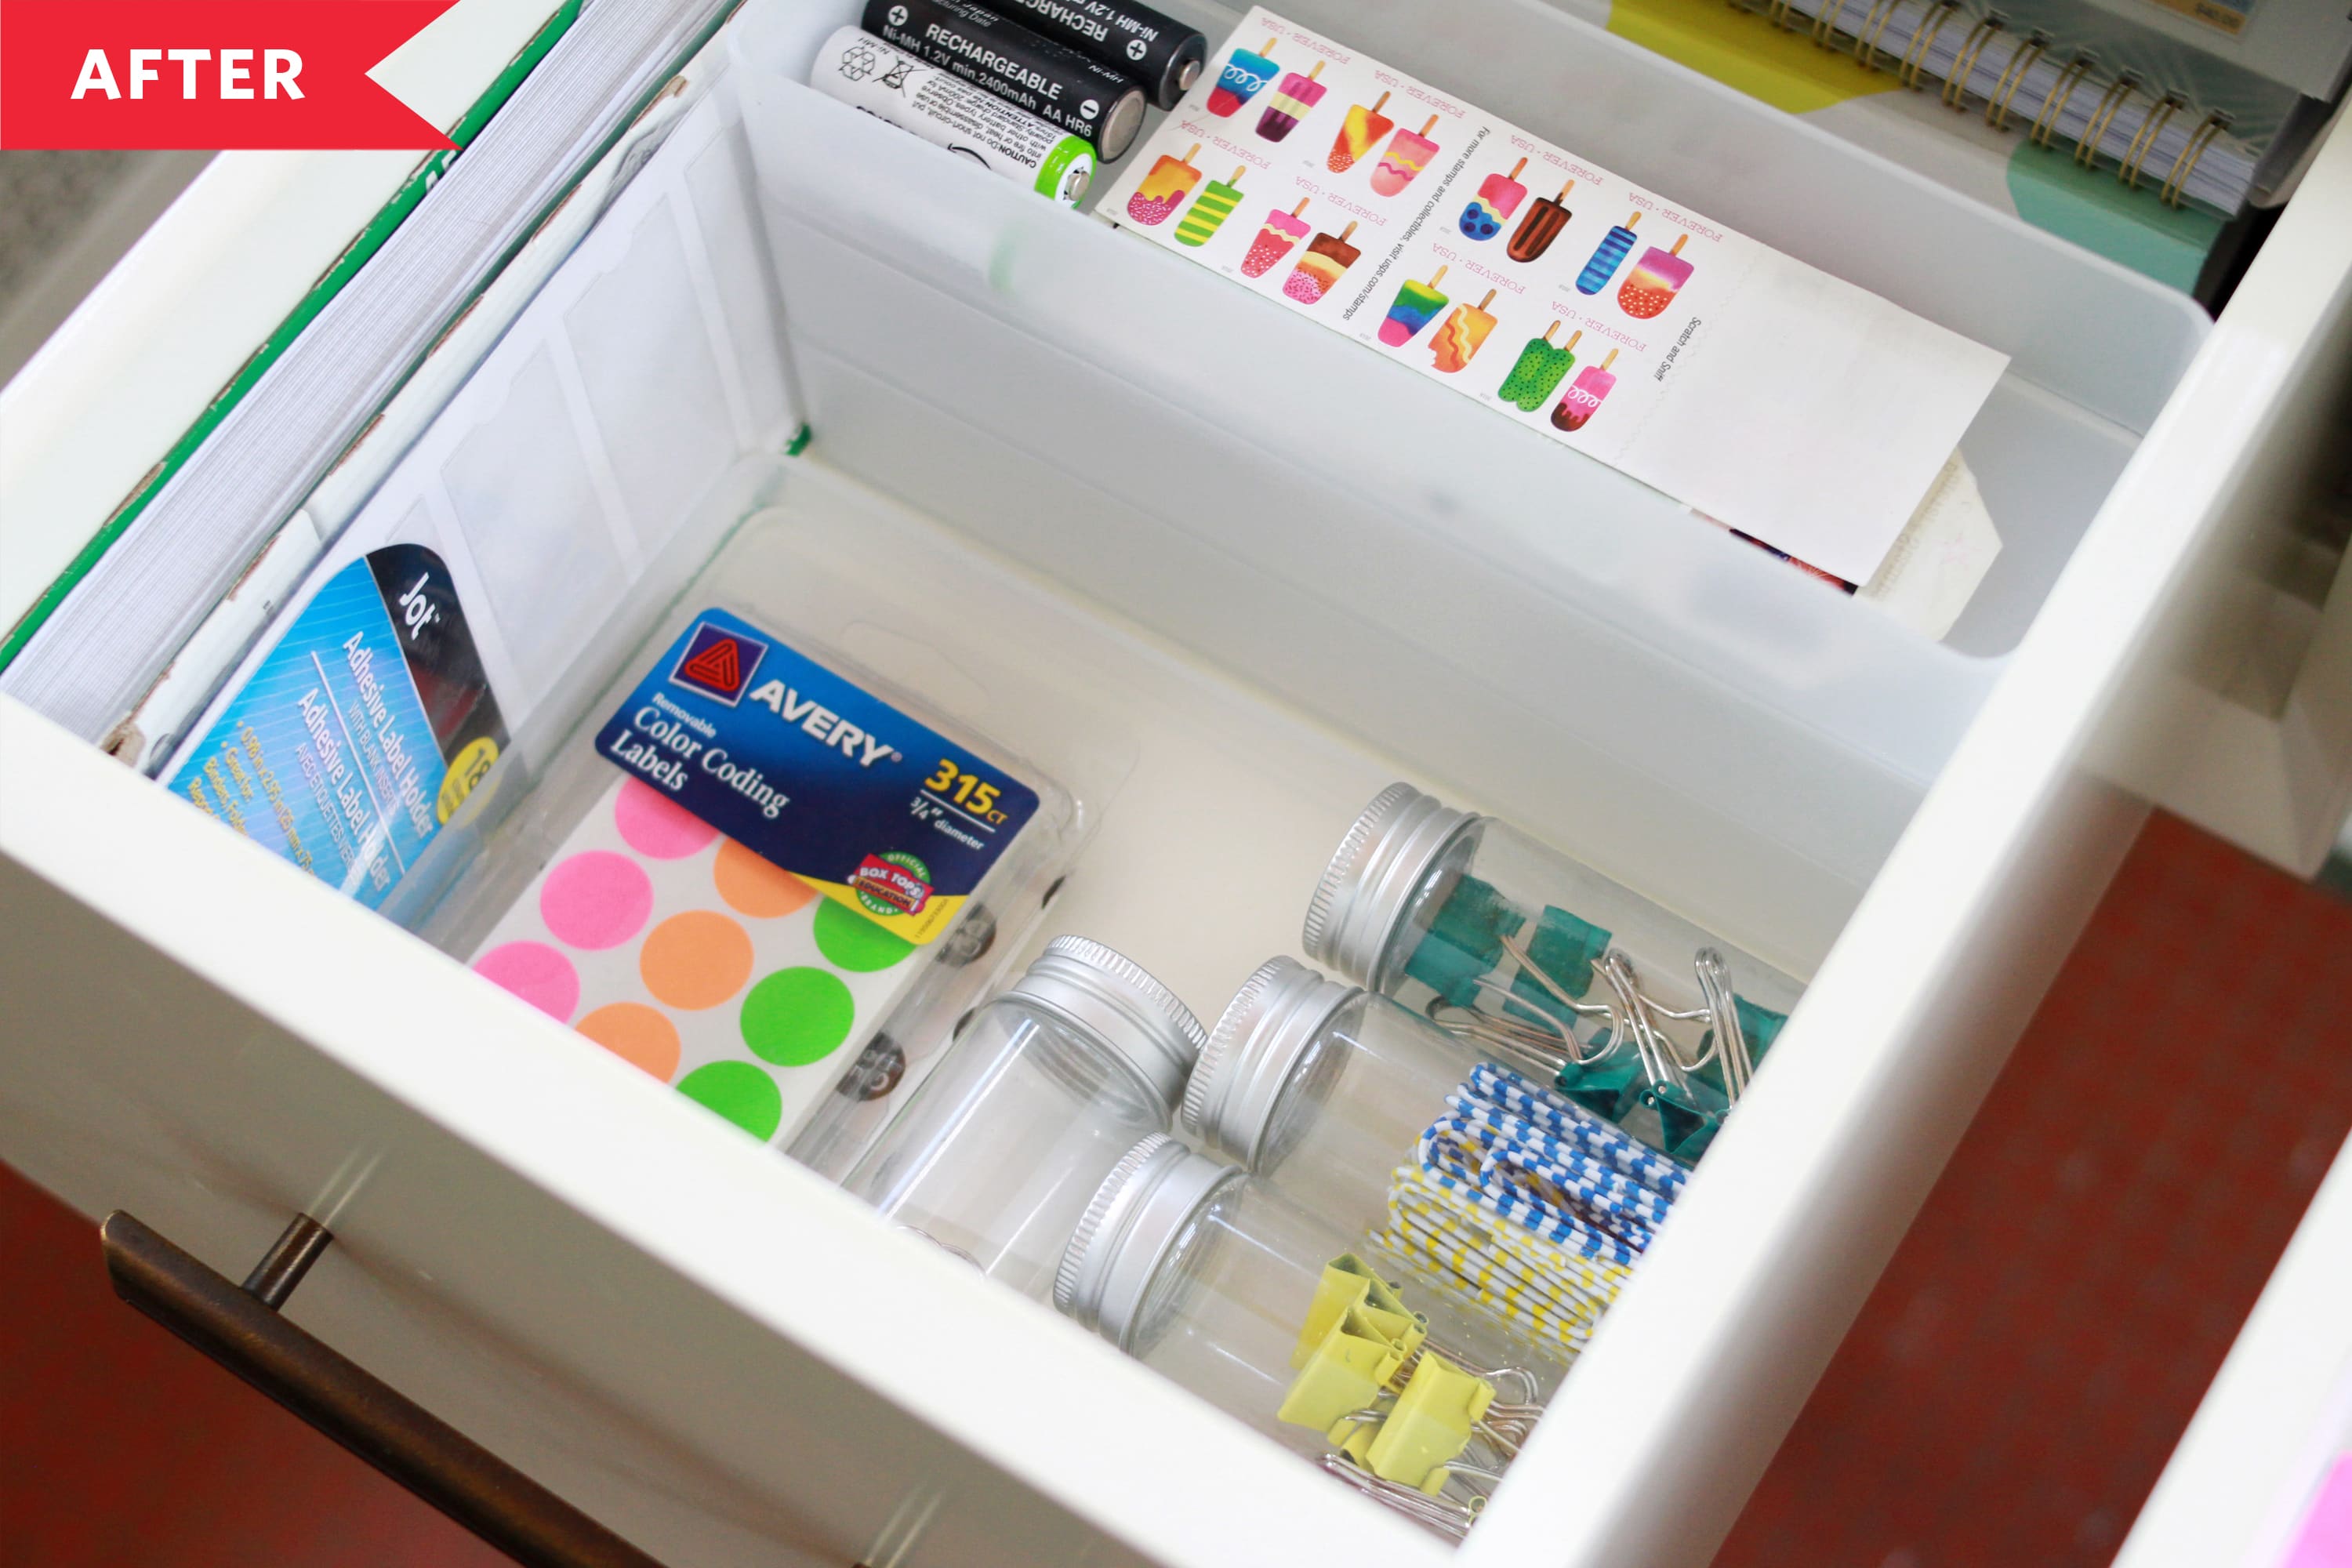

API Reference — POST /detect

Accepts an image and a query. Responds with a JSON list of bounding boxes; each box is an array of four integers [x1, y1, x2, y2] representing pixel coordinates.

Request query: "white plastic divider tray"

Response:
[[731, 0, 2206, 974]]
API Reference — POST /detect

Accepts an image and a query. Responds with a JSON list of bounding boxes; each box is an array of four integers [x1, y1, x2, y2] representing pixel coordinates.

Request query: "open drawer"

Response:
[[7, 0, 2352, 1563], [2112, 1121, 2352, 1568]]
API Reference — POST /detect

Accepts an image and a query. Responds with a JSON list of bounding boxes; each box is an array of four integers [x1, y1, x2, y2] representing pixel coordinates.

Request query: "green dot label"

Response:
[[813, 898, 916, 971], [675, 1061, 782, 1140], [739, 966, 857, 1065]]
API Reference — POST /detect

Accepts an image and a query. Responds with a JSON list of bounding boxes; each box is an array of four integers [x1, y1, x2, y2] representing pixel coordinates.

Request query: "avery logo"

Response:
[[744, 677, 903, 768], [669, 622, 768, 706]]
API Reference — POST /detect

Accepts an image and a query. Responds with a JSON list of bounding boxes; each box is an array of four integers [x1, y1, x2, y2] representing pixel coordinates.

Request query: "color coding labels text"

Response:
[[593, 608, 1040, 946]]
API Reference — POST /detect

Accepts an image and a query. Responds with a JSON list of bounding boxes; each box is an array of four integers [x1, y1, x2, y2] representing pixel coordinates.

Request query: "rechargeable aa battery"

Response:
[[813, 28, 1097, 205], [982, 0, 1207, 110], [862, 0, 1148, 161]]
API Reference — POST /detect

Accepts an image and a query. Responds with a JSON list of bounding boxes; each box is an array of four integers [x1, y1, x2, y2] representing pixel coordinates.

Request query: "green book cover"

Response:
[[0, 1, 583, 673]]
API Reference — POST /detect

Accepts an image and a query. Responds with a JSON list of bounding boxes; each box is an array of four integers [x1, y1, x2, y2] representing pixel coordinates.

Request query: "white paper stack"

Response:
[[0, 0, 742, 750]]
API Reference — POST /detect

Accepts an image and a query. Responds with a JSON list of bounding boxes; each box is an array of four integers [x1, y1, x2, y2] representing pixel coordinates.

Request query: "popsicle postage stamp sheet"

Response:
[[1098, 8, 2011, 586]]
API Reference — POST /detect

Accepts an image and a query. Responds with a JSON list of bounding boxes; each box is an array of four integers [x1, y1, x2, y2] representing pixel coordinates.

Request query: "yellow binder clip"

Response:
[[1290, 1254, 1425, 1370], [1328, 1403, 1385, 1465], [1365, 1356, 1496, 1494], [1277, 1305, 1409, 1432]]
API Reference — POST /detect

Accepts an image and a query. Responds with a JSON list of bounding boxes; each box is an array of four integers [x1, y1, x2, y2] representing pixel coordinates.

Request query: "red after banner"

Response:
[[0, 1, 460, 150]]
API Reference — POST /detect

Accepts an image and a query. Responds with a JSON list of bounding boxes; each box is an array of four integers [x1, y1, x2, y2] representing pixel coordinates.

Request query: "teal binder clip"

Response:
[[1412, 901, 1790, 1164], [1403, 873, 1526, 1007], [1628, 949, 1785, 1160]]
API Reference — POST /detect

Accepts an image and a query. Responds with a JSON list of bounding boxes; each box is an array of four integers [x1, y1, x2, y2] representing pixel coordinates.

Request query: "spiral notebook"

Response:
[[1717, 0, 2263, 209], [1566, 0, 2352, 290]]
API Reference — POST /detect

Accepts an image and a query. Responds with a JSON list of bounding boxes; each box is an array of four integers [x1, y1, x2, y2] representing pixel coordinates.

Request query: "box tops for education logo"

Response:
[[853, 851, 933, 916], [669, 620, 768, 706]]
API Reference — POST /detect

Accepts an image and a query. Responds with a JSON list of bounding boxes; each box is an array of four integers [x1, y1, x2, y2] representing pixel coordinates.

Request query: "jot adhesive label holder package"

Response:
[[420, 514, 1091, 1155], [160, 544, 508, 911]]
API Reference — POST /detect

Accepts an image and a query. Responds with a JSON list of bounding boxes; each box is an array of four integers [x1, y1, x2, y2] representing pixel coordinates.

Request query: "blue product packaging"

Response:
[[163, 545, 503, 909], [594, 608, 1043, 948]]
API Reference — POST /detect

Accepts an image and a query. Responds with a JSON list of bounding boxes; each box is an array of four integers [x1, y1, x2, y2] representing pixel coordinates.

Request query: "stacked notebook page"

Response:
[[0, 0, 745, 757]]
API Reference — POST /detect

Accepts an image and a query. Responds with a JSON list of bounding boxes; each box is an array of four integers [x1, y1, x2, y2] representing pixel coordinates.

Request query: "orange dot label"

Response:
[[713, 838, 817, 919], [638, 909, 754, 1011], [575, 1002, 683, 1081]]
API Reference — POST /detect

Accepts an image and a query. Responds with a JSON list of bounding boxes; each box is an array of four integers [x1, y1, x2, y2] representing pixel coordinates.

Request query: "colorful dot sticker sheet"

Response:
[[1098, 7, 2010, 587], [470, 776, 924, 1145]]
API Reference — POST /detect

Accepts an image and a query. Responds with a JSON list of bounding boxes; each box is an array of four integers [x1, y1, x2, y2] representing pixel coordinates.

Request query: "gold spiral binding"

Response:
[[2158, 111, 2228, 209], [1984, 33, 2047, 131], [1899, 2, 1961, 89], [2076, 73, 2140, 169], [1944, 16, 2005, 109], [2118, 93, 2182, 190], [1764, 0, 1801, 29], [1813, 0, 1849, 47], [1853, 0, 1908, 67], [2030, 53, 2096, 150]]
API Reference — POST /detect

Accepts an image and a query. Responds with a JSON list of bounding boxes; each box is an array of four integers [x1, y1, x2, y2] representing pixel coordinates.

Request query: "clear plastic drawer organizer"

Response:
[[403, 519, 1798, 1527], [728, 0, 2209, 978], [771, 775, 1800, 1534]]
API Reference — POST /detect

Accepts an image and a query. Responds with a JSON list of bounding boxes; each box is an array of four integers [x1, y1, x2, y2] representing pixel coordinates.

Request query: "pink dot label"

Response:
[[613, 778, 718, 859], [539, 851, 654, 950], [473, 941, 580, 1022]]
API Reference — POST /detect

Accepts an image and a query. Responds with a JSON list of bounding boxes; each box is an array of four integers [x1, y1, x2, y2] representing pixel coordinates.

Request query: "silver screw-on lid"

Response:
[[1054, 1133, 1240, 1351], [1003, 935, 1207, 1112], [1301, 784, 1475, 989], [1181, 957, 1360, 1170]]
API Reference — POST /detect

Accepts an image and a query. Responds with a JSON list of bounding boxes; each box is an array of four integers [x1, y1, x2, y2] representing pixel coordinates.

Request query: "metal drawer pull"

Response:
[[100, 1211, 668, 1568]]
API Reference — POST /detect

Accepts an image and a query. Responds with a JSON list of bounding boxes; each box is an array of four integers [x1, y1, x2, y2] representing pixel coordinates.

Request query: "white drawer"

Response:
[[7, 2, 2352, 1564], [2114, 1123, 2352, 1568]]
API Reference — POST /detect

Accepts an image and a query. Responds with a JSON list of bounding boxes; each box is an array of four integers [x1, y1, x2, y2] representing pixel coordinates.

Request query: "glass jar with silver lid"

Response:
[[1301, 783, 1803, 1160], [1182, 956, 1474, 1237], [843, 935, 1206, 1296], [1054, 1134, 1557, 1535]]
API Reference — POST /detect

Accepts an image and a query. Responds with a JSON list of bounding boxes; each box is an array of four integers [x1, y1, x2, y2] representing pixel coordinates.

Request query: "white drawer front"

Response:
[[1496, 115, 2352, 1568], [2136, 165, 2352, 874], [1490, 113, 2352, 1568], [2113, 1126, 2352, 1568], [2, 699, 1404, 1568]]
